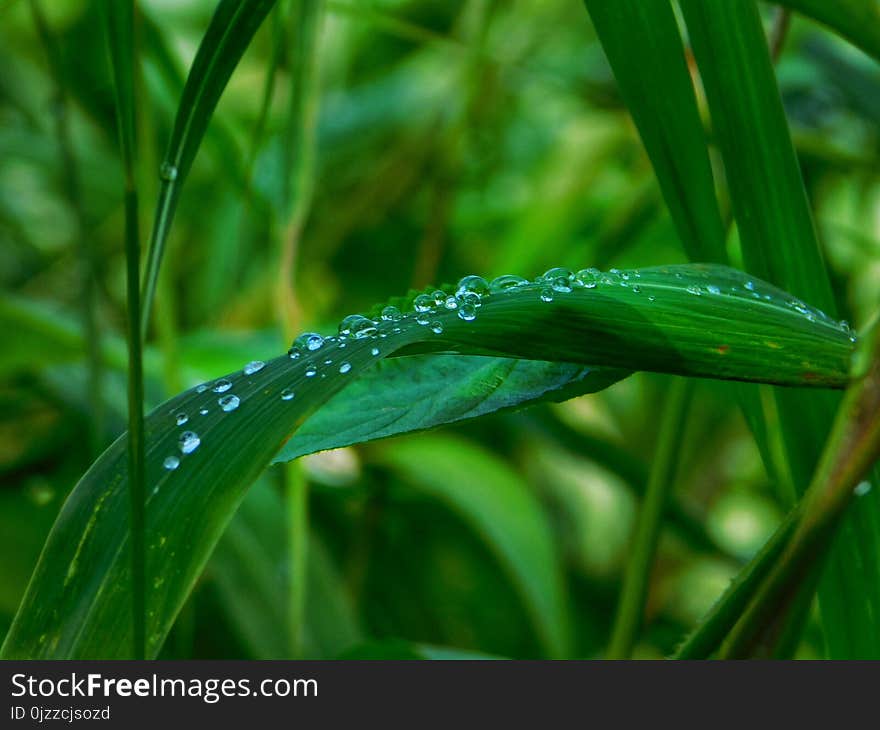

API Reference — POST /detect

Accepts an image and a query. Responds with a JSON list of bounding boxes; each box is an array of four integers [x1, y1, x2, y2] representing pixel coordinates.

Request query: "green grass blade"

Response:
[[607, 377, 692, 659], [105, 0, 145, 663], [140, 0, 277, 336], [680, 0, 880, 658], [777, 0, 880, 63], [582, 0, 727, 263], [0, 264, 855, 658]]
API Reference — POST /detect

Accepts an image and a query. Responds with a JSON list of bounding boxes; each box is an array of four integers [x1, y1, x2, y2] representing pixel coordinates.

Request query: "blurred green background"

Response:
[[1, 0, 878, 658]]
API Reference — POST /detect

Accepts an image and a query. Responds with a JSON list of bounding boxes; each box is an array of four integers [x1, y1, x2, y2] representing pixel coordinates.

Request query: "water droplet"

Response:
[[416, 313, 430, 325], [744, 280, 756, 292], [175, 413, 188, 426], [218, 394, 240, 412], [489, 274, 528, 292], [414, 294, 435, 313], [159, 162, 178, 182], [179, 431, 200, 455], [305, 366, 317, 377], [430, 290, 446, 307], [686, 285, 702, 296], [295, 332, 325, 351], [542, 267, 573, 293], [707, 284, 721, 295], [371, 347, 380, 356], [281, 388, 295, 401], [381, 305, 402, 321], [455, 274, 490, 299], [574, 268, 600, 289], [243, 360, 265, 375], [855, 481, 872, 497], [213, 379, 232, 393], [196, 384, 208, 394], [444, 296, 458, 310], [632, 285, 641, 294], [648, 295, 656, 302], [288, 346, 302, 359], [431, 321, 444, 334], [163, 456, 180, 471], [339, 314, 378, 339], [540, 288, 554, 302], [339, 361, 352, 374], [458, 303, 477, 321], [199, 408, 209, 415]]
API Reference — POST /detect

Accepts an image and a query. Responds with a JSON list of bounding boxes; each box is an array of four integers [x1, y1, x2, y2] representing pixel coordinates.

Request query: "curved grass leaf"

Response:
[[376, 434, 571, 658], [140, 0, 276, 333], [0, 264, 855, 658], [777, 0, 880, 64]]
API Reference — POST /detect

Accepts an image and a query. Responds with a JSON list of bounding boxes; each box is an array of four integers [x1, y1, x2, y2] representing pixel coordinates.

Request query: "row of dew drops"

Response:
[[161, 266, 855, 471]]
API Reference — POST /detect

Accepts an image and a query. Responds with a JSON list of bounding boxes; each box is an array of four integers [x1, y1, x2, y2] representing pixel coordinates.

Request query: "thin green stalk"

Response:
[[105, 0, 145, 659], [285, 466, 308, 657], [607, 378, 692, 659], [30, 0, 104, 456], [278, 0, 325, 338]]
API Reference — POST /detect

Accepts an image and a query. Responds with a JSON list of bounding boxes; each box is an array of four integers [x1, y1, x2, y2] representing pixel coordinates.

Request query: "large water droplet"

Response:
[[540, 288, 554, 302], [574, 268, 600, 289], [305, 365, 317, 377], [281, 388, 295, 401], [175, 413, 188, 426], [416, 313, 430, 325], [218, 394, 240, 412], [380, 305, 402, 321], [431, 321, 444, 334], [456, 274, 490, 299], [295, 332, 325, 351], [196, 384, 209, 394], [179, 431, 200, 454], [489, 274, 528, 292], [431, 290, 447, 307], [443, 296, 458, 310], [414, 294, 434, 313], [542, 267, 573, 293], [159, 162, 178, 182], [339, 314, 378, 339], [458, 303, 477, 321], [163, 455, 180, 470], [707, 284, 721, 295], [213, 379, 232, 393], [339, 362, 352, 374], [243, 360, 265, 375], [371, 347, 380, 356]]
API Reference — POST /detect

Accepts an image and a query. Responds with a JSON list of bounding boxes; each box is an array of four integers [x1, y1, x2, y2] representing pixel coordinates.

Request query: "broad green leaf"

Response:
[[276, 357, 626, 462], [376, 433, 570, 658], [776, 0, 880, 64], [141, 0, 276, 332], [0, 264, 856, 659], [583, 0, 727, 264], [680, 0, 880, 658]]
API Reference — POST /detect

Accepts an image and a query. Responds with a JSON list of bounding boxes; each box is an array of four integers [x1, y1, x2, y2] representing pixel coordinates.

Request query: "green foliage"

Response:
[[1, 0, 878, 661]]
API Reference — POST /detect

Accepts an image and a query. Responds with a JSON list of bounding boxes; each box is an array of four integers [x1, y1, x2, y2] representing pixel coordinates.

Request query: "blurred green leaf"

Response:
[[777, 0, 880, 63]]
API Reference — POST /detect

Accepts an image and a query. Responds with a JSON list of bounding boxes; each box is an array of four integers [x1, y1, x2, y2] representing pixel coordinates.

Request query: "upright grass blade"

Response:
[[140, 0, 277, 336], [606, 377, 693, 659], [719, 325, 880, 657], [29, 0, 104, 456], [0, 265, 856, 658], [582, 0, 726, 264], [104, 0, 145, 660], [776, 0, 880, 64], [680, 0, 880, 658]]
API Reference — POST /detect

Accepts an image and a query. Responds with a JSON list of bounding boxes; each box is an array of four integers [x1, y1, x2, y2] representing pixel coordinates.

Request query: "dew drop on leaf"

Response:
[[243, 360, 265, 375], [339, 362, 352, 374], [213, 379, 232, 393], [458, 303, 477, 321], [489, 274, 528, 292], [281, 388, 295, 401], [218, 394, 240, 412], [380, 305, 402, 321], [175, 413, 188, 426], [163, 456, 180, 471], [179, 431, 200, 455]]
